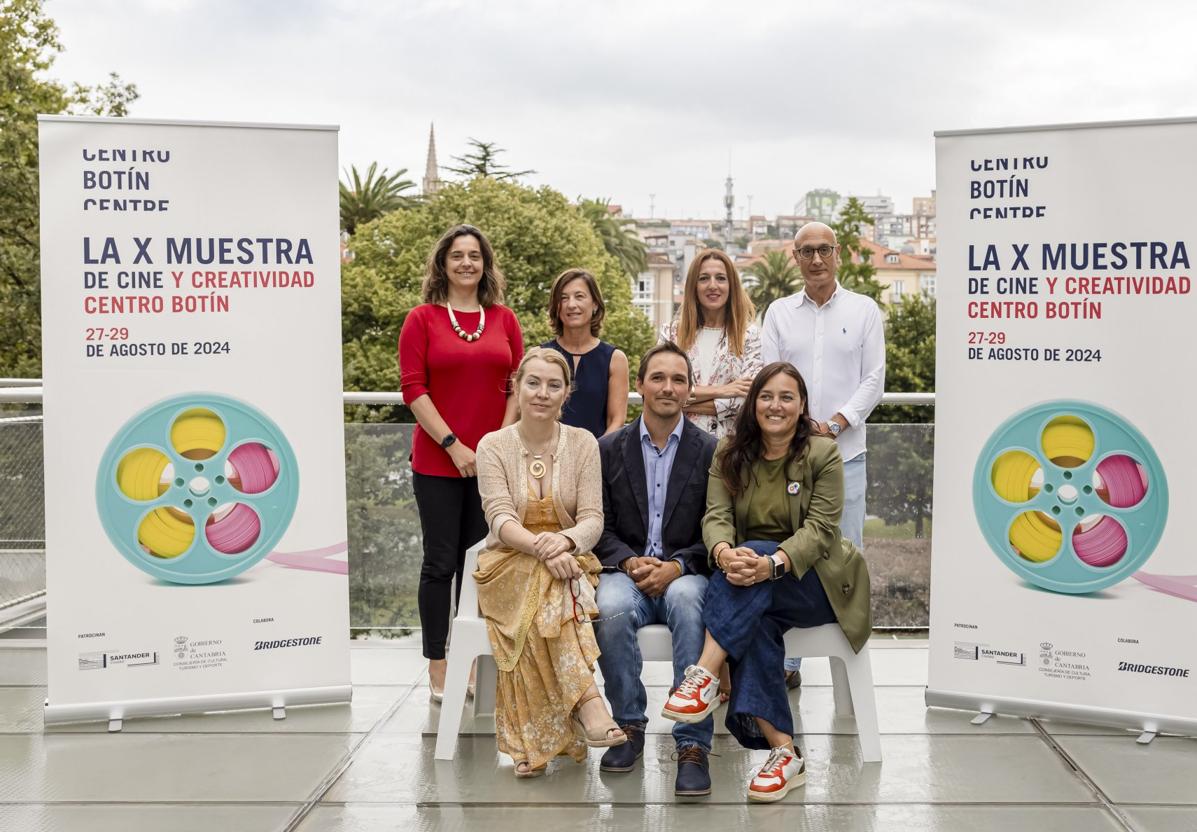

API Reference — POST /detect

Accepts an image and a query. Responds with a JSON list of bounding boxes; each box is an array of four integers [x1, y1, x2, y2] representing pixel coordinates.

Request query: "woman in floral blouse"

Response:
[[660, 249, 763, 439]]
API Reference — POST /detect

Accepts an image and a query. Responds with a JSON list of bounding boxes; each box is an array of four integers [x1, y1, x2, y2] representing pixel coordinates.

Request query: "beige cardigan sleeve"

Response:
[[476, 430, 520, 540], [560, 430, 604, 554]]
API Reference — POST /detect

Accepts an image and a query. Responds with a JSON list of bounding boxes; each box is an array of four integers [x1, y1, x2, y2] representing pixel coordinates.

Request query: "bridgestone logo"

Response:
[[1117, 661, 1190, 677], [254, 637, 323, 650]]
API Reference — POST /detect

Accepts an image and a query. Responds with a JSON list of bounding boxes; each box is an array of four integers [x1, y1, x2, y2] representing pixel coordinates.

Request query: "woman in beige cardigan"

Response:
[[474, 347, 626, 778]]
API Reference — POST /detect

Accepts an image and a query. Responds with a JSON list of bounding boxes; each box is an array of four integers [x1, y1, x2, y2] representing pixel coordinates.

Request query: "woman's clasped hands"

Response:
[[533, 531, 580, 579], [720, 546, 771, 587]]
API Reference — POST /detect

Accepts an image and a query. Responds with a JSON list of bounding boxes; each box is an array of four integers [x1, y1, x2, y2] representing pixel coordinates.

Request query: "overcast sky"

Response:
[[45, 0, 1197, 220]]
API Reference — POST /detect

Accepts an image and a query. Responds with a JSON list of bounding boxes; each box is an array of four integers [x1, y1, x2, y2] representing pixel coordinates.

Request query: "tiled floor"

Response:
[[1, 639, 1194, 832]]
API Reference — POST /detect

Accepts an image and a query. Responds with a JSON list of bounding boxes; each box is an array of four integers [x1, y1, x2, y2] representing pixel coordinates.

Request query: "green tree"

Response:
[[70, 71, 138, 117], [745, 250, 803, 314], [867, 423, 934, 537], [831, 197, 885, 302], [578, 198, 646, 278], [0, 0, 138, 377], [866, 293, 936, 537], [342, 177, 655, 417], [871, 293, 936, 425], [444, 138, 535, 181], [344, 424, 422, 631], [339, 163, 417, 235]]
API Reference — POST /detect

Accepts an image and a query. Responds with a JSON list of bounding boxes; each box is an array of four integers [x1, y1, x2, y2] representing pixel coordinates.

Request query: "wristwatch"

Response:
[[769, 553, 788, 581], [828, 420, 842, 437], [440, 432, 457, 449]]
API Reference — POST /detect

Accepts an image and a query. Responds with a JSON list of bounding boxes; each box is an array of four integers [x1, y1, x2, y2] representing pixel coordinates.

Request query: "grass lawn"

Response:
[[864, 519, 931, 628]]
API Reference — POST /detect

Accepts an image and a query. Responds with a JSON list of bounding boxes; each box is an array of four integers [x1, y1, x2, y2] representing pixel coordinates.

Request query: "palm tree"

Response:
[[444, 139, 535, 181], [339, 163, 417, 234], [579, 198, 647, 278], [746, 250, 804, 313]]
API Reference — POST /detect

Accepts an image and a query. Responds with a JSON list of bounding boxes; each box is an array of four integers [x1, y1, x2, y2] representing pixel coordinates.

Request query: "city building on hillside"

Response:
[[670, 220, 714, 239], [775, 214, 812, 240], [839, 193, 895, 220], [632, 251, 680, 331], [803, 188, 840, 223], [912, 191, 936, 218], [641, 230, 670, 251], [856, 237, 936, 303], [874, 214, 937, 249]]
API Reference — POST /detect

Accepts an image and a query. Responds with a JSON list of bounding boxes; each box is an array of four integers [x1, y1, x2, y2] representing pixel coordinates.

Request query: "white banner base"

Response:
[[44, 684, 352, 726], [925, 688, 1197, 738]]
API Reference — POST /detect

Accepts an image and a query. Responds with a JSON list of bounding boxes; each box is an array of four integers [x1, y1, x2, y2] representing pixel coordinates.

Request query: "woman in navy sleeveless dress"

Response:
[[542, 268, 629, 437]]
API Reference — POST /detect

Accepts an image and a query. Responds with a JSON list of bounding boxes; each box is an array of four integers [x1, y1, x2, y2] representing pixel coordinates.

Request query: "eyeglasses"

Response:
[[569, 578, 586, 624], [796, 245, 836, 260]]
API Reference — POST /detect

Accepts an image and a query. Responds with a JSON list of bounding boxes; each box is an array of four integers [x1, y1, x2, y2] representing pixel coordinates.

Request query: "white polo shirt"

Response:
[[761, 283, 885, 462]]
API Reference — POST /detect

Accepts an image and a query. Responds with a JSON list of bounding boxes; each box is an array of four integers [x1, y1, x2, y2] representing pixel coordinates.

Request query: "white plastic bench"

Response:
[[434, 540, 882, 762]]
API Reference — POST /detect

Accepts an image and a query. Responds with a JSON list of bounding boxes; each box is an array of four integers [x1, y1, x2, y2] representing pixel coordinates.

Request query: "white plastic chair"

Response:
[[434, 540, 496, 761], [435, 541, 882, 763], [636, 622, 882, 762]]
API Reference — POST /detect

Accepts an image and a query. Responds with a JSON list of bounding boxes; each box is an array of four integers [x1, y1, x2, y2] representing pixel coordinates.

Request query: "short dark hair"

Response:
[[548, 268, 606, 337], [637, 341, 694, 387]]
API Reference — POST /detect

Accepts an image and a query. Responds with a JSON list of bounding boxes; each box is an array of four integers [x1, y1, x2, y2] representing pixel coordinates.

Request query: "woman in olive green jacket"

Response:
[[660, 362, 872, 803]]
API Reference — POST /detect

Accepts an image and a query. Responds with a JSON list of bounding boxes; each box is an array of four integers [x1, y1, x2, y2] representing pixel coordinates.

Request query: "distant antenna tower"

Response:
[[649, 193, 656, 219], [723, 175, 734, 240]]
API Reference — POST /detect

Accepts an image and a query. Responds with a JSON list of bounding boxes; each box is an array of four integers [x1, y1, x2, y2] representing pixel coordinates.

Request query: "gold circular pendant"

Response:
[[528, 458, 546, 479]]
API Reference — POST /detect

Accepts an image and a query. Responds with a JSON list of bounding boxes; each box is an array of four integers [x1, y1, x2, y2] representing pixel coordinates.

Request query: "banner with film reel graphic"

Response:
[[929, 119, 1197, 734], [39, 117, 350, 724]]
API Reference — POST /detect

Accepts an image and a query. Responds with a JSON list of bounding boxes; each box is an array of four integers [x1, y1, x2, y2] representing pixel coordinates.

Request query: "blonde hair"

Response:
[[675, 248, 755, 356], [513, 347, 573, 417]]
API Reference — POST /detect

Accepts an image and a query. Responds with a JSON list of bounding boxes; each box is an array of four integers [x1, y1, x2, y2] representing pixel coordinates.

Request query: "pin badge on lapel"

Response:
[[787, 481, 801, 495]]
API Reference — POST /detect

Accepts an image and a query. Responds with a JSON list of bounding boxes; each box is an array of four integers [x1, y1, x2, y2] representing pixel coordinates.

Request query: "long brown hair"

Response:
[[675, 249, 755, 356], [547, 268, 606, 337], [421, 224, 506, 306], [717, 362, 813, 496]]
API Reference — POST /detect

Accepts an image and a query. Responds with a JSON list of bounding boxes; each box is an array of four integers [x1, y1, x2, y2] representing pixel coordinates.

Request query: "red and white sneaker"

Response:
[[661, 665, 721, 724], [747, 746, 806, 803]]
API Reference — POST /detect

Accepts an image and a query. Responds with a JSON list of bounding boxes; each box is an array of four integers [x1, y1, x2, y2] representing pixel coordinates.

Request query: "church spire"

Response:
[[422, 123, 441, 196]]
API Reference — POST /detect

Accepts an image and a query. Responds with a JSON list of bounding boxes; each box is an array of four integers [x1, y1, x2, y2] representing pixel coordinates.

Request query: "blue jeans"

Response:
[[594, 571, 713, 752], [840, 453, 867, 549], [706, 540, 837, 749], [785, 453, 865, 673]]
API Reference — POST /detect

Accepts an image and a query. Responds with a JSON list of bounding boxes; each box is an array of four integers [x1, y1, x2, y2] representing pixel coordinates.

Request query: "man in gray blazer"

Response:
[[594, 342, 717, 797]]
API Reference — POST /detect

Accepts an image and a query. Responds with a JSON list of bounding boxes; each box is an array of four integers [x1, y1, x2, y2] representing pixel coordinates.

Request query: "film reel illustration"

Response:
[[973, 400, 1168, 594], [96, 394, 299, 584]]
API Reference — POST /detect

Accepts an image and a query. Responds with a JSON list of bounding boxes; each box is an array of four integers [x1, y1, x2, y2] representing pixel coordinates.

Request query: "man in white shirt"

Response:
[[762, 221, 885, 684]]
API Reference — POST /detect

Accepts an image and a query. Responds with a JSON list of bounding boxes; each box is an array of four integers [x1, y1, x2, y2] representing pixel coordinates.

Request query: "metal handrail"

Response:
[[2, 385, 935, 407]]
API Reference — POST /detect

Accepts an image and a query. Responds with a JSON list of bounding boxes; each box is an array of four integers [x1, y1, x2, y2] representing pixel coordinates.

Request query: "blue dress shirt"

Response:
[[639, 415, 686, 570]]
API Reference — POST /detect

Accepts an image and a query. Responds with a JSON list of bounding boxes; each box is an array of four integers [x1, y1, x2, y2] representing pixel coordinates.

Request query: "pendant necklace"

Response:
[[446, 302, 485, 342], [528, 455, 547, 479], [523, 426, 556, 480]]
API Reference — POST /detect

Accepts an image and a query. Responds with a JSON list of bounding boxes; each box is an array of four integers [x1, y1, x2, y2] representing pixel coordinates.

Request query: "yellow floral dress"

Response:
[[474, 487, 604, 769]]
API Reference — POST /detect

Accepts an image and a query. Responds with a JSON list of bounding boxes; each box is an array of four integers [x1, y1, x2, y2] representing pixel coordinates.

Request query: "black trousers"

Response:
[[412, 472, 488, 660]]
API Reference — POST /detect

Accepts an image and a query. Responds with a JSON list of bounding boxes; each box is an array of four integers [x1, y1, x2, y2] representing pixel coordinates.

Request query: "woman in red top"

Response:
[[399, 224, 524, 699]]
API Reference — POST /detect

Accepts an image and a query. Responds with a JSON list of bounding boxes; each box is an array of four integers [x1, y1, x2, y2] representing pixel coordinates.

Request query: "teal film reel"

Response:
[[972, 400, 1167, 594], [96, 393, 299, 585]]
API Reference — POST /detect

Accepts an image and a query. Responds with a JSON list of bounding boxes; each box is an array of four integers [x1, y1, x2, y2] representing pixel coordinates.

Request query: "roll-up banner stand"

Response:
[[928, 117, 1197, 736], [38, 117, 351, 725]]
